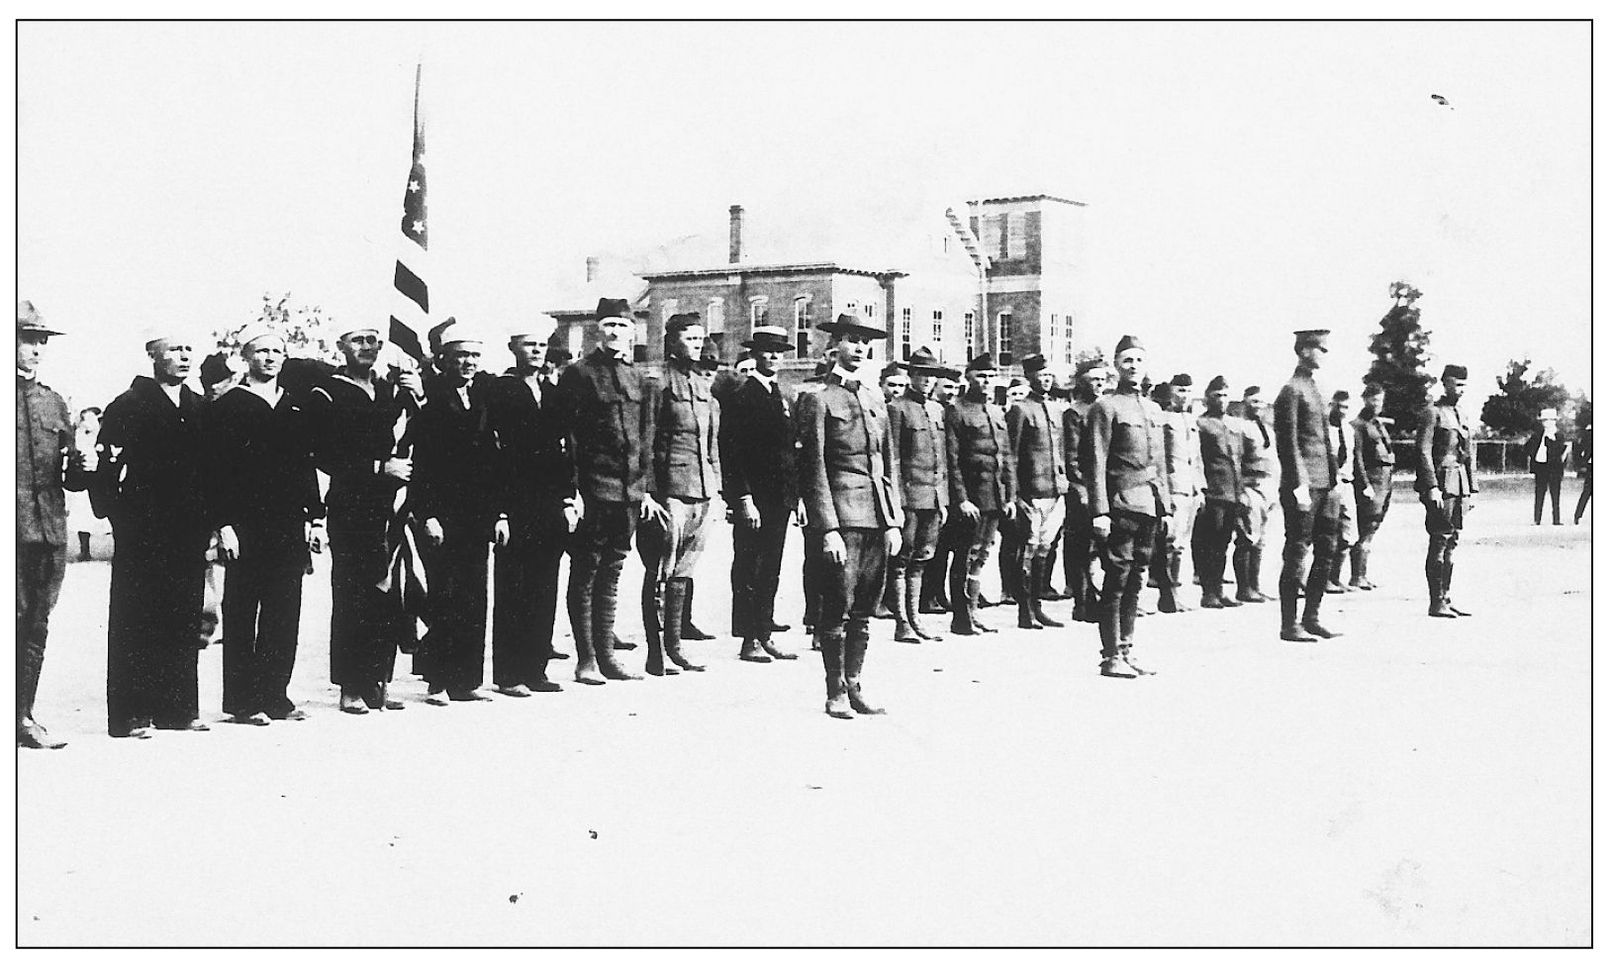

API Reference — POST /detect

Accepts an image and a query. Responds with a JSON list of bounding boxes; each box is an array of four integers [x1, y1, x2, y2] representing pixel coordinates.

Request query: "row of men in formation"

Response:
[[15, 296, 1478, 746]]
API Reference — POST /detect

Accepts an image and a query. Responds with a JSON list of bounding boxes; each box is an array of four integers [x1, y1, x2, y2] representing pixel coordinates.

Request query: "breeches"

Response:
[[813, 529, 888, 636]]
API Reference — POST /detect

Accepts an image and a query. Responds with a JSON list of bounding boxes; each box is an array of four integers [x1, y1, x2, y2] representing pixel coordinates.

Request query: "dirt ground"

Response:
[[16, 476, 1591, 946]]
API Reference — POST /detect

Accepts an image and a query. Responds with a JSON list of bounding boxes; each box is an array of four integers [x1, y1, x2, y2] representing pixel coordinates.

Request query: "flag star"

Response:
[[407, 180, 421, 193], [411, 220, 425, 234]]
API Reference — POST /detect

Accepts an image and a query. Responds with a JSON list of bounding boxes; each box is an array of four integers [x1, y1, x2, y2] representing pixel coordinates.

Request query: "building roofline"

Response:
[[638, 262, 908, 281], [973, 194, 1087, 208]]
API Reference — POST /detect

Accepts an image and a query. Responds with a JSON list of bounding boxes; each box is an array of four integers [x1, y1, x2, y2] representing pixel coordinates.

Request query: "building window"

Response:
[[706, 298, 724, 334], [997, 311, 1013, 366], [794, 297, 812, 354], [1006, 212, 1027, 260], [749, 297, 768, 329], [964, 311, 975, 357], [931, 310, 944, 346], [863, 302, 876, 320], [981, 216, 1003, 260], [1062, 313, 1075, 365], [900, 307, 912, 360]]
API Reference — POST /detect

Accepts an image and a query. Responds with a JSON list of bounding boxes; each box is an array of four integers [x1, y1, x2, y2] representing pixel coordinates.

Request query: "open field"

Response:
[[18, 476, 1590, 946]]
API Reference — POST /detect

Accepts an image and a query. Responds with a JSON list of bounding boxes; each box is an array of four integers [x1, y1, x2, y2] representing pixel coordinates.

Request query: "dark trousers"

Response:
[[1191, 499, 1240, 598], [567, 499, 637, 649], [417, 528, 490, 692], [1575, 473, 1592, 521], [221, 535, 304, 718], [17, 542, 67, 726], [1063, 493, 1098, 613], [732, 500, 790, 640], [492, 510, 567, 688], [107, 524, 206, 734], [329, 517, 401, 692], [1534, 471, 1564, 524], [1424, 493, 1465, 605], [802, 528, 824, 628], [1279, 487, 1341, 617], [896, 508, 943, 564], [1097, 510, 1160, 660], [998, 512, 1027, 600], [813, 528, 888, 638]]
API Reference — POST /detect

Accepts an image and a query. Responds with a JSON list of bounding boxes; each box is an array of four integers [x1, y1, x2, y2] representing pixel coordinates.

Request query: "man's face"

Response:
[[835, 334, 872, 373], [1033, 370, 1057, 395], [150, 339, 194, 384], [1007, 381, 1030, 403], [1443, 375, 1467, 402], [1171, 384, 1192, 411], [965, 367, 998, 395], [338, 330, 383, 371], [671, 323, 707, 362], [16, 333, 47, 375], [443, 342, 481, 382], [1078, 369, 1107, 399], [1206, 388, 1229, 415], [1244, 395, 1266, 420], [1329, 396, 1349, 422], [1364, 392, 1384, 416], [751, 350, 781, 376], [599, 317, 634, 354], [1115, 348, 1147, 387], [244, 336, 285, 381], [510, 336, 543, 371], [935, 379, 959, 402], [882, 370, 909, 398], [910, 371, 936, 397], [1297, 342, 1325, 372]]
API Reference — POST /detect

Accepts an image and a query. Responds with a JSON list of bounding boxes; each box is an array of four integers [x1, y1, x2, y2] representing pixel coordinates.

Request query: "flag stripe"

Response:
[[394, 261, 428, 314], [390, 317, 424, 363]]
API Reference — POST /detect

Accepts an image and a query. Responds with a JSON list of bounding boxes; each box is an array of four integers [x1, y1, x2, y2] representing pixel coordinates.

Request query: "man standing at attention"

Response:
[[1525, 407, 1570, 526], [1233, 386, 1279, 604], [17, 302, 93, 748], [797, 315, 903, 718], [1325, 388, 1359, 593], [886, 347, 955, 644], [1417, 364, 1477, 618], [1348, 383, 1394, 590], [1084, 336, 1169, 678], [1062, 360, 1108, 623], [1153, 372, 1203, 613], [1006, 354, 1067, 630], [1273, 329, 1342, 642], [1193, 376, 1243, 609]]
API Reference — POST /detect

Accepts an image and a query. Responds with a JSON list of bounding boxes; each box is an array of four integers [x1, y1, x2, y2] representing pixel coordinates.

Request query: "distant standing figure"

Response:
[[1524, 408, 1570, 525], [1417, 365, 1477, 618], [1272, 329, 1342, 643], [1349, 384, 1394, 589], [1573, 423, 1591, 523]]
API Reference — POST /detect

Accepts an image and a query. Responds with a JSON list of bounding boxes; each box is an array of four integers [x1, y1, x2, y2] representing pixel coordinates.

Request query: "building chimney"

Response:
[[728, 205, 744, 264], [585, 256, 600, 283]]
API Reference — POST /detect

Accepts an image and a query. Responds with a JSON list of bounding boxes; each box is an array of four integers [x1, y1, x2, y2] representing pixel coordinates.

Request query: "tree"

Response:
[[211, 293, 340, 361], [1072, 344, 1107, 373], [1480, 358, 1572, 437], [1363, 281, 1436, 438]]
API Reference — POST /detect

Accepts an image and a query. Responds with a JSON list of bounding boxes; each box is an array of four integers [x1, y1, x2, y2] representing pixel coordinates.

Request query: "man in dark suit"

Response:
[[1084, 335, 1169, 678], [93, 329, 213, 736], [486, 326, 576, 697], [556, 298, 658, 684], [1573, 422, 1591, 524], [797, 315, 903, 718], [203, 329, 322, 726], [1349, 383, 1394, 589], [886, 347, 955, 643], [17, 302, 93, 748], [1006, 354, 1068, 630], [1273, 329, 1342, 642], [720, 325, 799, 662], [1417, 364, 1477, 618], [1193, 375, 1243, 609], [1062, 360, 1108, 622], [944, 354, 1015, 635], [1525, 407, 1570, 525]]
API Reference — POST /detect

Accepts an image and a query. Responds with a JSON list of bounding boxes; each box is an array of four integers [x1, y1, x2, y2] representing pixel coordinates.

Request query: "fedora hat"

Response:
[[817, 314, 888, 340]]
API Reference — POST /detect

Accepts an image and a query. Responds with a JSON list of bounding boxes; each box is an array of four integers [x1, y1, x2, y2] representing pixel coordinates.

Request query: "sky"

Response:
[[16, 20, 1591, 410]]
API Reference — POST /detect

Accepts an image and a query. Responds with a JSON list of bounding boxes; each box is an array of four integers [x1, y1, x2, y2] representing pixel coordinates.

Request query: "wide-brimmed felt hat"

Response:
[[965, 353, 998, 373], [17, 301, 63, 337], [817, 314, 888, 340], [742, 324, 794, 352], [902, 346, 960, 380]]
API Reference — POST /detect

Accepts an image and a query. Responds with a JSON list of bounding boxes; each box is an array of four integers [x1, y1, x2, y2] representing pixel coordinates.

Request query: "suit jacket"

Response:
[[648, 362, 720, 501], [408, 375, 499, 534], [1415, 399, 1476, 497], [202, 385, 323, 561], [1198, 412, 1244, 503], [888, 389, 949, 512], [720, 374, 797, 511], [1524, 429, 1569, 478], [1574, 432, 1592, 474], [1352, 411, 1394, 495], [945, 393, 1014, 511], [1007, 393, 1068, 499], [485, 373, 575, 519], [1161, 408, 1204, 496], [1084, 384, 1169, 519], [1273, 370, 1337, 493], [92, 377, 209, 548], [555, 347, 653, 504], [796, 372, 901, 533], [17, 375, 91, 545]]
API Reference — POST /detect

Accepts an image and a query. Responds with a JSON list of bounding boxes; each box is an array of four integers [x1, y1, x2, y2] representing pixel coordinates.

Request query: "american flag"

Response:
[[389, 63, 432, 365]]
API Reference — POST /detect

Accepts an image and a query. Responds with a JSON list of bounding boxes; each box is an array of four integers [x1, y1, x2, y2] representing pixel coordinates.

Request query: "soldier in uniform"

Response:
[[307, 323, 422, 714], [875, 362, 910, 619], [556, 298, 658, 684], [1062, 360, 1108, 623], [203, 329, 322, 725], [886, 347, 956, 643], [1273, 329, 1343, 642], [1348, 383, 1394, 589], [918, 374, 964, 615], [943, 353, 1015, 635], [486, 326, 577, 697], [1417, 364, 1477, 618], [1153, 372, 1203, 613], [1084, 335, 1169, 678], [16, 302, 93, 748], [795, 359, 833, 647], [797, 315, 902, 718], [1006, 354, 1067, 630], [996, 375, 1032, 607], [638, 313, 720, 674], [1233, 386, 1279, 604], [1325, 389, 1359, 593], [94, 328, 212, 736], [1192, 376, 1243, 608], [721, 325, 799, 663]]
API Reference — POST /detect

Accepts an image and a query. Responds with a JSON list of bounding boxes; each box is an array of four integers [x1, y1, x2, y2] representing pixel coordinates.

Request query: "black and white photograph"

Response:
[[13, 15, 1593, 946]]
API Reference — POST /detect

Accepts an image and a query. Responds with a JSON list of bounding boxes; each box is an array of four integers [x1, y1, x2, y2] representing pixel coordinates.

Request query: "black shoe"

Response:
[[1448, 605, 1472, 617], [1280, 626, 1318, 643], [1324, 582, 1347, 594], [739, 637, 774, 662], [269, 707, 309, 721], [531, 680, 565, 692], [227, 712, 272, 727], [157, 719, 210, 732], [612, 637, 638, 651], [759, 637, 798, 660], [548, 648, 571, 660], [109, 723, 153, 739], [1429, 604, 1459, 619], [770, 621, 790, 633], [1100, 657, 1137, 679], [18, 720, 67, 749], [494, 684, 533, 698], [1300, 619, 1341, 640]]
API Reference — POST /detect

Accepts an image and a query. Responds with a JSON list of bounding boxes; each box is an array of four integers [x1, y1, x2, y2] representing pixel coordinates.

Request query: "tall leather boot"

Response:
[[921, 550, 950, 613], [1098, 596, 1134, 678], [1030, 555, 1063, 627], [643, 575, 679, 677], [1442, 553, 1469, 616], [1017, 555, 1044, 630], [892, 566, 920, 644], [1243, 546, 1270, 602], [593, 584, 642, 681], [949, 550, 978, 635], [905, 565, 939, 641], [570, 585, 605, 685], [1231, 545, 1254, 603], [875, 560, 900, 620], [1425, 540, 1452, 616], [844, 621, 885, 715], [1348, 541, 1369, 589], [665, 578, 705, 673], [1157, 550, 1183, 613], [820, 632, 852, 718], [1041, 535, 1069, 600], [966, 577, 996, 633], [1279, 581, 1311, 642], [1300, 580, 1341, 639], [680, 578, 716, 640]]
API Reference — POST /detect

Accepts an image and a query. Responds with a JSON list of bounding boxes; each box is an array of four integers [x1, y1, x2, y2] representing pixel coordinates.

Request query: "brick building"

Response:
[[967, 194, 1089, 369]]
